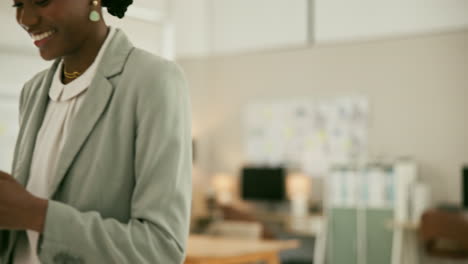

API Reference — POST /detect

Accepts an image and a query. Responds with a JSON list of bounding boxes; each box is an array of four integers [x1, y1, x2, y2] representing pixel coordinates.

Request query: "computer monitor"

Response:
[[241, 167, 286, 202]]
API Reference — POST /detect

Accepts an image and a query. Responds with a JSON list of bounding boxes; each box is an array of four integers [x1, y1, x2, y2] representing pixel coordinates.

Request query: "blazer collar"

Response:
[[97, 28, 134, 79]]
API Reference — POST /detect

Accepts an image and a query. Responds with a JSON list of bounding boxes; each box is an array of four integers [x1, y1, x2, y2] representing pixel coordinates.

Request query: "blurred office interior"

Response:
[[1, 1, 468, 263]]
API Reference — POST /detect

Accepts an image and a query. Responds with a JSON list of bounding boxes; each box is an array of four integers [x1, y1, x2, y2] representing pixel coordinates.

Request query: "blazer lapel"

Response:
[[48, 28, 134, 198], [49, 75, 113, 197], [15, 62, 58, 186]]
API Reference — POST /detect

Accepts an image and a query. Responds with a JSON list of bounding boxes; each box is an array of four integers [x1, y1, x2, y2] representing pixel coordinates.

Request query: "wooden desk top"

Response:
[[186, 235, 299, 259], [420, 209, 468, 259]]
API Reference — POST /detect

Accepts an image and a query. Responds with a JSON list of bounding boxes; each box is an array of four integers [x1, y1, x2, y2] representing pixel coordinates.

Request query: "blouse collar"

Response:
[[49, 27, 117, 102]]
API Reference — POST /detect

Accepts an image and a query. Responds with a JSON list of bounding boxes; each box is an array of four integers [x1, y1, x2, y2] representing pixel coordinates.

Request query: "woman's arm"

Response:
[[37, 61, 192, 263], [1, 83, 30, 260]]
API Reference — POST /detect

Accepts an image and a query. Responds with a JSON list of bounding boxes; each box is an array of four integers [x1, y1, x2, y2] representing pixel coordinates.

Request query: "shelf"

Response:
[[385, 220, 419, 231]]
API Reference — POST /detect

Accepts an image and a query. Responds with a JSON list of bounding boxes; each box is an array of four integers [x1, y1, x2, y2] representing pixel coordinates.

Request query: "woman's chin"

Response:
[[39, 51, 59, 61]]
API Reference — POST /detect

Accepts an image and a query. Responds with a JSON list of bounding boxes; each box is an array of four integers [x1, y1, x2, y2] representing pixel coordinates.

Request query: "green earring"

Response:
[[90, 10, 101, 22], [89, 0, 101, 22]]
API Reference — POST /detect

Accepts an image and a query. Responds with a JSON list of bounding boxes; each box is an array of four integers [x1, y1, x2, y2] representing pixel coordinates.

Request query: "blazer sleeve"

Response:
[[1, 83, 30, 261], [36, 61, 192, 263]]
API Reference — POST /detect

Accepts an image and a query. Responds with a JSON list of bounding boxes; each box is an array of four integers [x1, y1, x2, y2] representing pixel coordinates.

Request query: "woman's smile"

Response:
[[29, 29, 56, 48]]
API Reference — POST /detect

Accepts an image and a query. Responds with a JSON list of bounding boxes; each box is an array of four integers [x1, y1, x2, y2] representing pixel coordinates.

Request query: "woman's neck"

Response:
[[62, 23, 109, 84]]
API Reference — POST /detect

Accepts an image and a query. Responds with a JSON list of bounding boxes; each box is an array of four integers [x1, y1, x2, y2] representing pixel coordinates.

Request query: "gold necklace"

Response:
[[63, 67, 82, 79]]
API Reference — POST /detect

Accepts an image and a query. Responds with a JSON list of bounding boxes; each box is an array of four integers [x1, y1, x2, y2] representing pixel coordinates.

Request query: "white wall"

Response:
[[104, 0, 173, 57], [0, 53, 50, 97], [0, 53, 49, 173], [315, 0, 468, 43], [173, 0, 309, 58], [212, 0, 308, 54], [104, 14, 165, 55], [180, 30, 468, 204], [0, 2, 36, 54], [174, 0, 212, 58]]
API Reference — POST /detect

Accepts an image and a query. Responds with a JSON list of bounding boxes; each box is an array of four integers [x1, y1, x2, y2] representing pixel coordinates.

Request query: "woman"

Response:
[[0, 0, 192, 263]]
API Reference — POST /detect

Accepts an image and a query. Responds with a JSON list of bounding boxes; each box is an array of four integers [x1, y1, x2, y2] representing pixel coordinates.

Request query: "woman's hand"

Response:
[[0, 171, 48, 233]]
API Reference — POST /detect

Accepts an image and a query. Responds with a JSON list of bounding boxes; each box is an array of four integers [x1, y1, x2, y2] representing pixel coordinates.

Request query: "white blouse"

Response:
[[14, 27, 116, 264]]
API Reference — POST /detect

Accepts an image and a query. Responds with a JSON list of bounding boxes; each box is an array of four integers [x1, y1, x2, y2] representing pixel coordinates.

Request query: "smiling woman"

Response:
[[13, 0, 109, 67], [0, 0, 192, 263]]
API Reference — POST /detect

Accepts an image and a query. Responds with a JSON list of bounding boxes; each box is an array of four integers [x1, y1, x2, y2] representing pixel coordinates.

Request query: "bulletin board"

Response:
[[244, 97, 369, 177]]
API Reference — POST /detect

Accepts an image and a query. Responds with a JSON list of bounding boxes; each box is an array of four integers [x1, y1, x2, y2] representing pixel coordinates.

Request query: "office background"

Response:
[[1, 1, 468, 263]]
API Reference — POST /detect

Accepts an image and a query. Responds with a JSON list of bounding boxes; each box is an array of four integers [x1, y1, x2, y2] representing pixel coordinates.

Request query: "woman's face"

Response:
[[13, 0, 94, 60]]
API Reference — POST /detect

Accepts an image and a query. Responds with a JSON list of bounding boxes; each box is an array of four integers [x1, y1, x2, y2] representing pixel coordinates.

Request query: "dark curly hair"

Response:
[[102, 0, 134, 19]]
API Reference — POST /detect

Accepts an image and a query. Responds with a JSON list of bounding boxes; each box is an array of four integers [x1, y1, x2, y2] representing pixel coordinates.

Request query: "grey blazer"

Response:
[[0, 29, 192, 264]]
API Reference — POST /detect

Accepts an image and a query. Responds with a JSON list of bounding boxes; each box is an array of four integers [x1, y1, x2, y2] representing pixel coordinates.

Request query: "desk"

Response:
[[251, 210, 323, 237], [185, 235, 299, 264], [420, 209, 468, 259]]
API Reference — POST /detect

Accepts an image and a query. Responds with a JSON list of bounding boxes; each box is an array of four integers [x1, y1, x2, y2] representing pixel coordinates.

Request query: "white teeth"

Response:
[[31, 30, 55, 41]]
